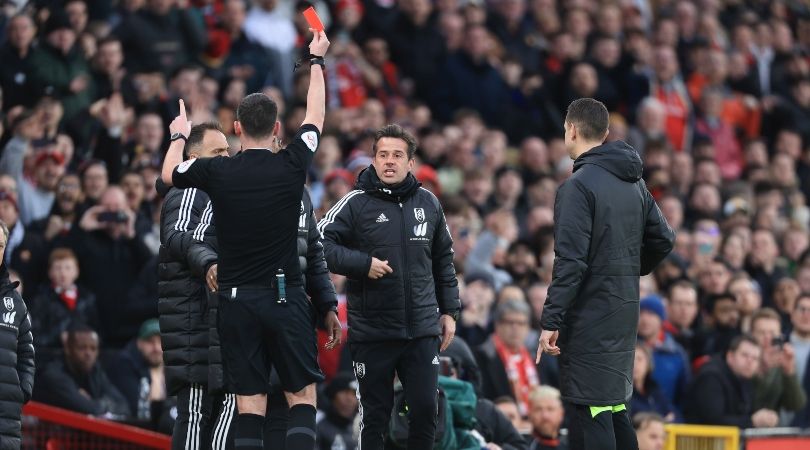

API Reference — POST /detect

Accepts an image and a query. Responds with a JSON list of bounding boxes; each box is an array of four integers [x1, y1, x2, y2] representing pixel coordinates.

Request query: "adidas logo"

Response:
[[432, 356, 440, 365], [376, 213, 389, 223]]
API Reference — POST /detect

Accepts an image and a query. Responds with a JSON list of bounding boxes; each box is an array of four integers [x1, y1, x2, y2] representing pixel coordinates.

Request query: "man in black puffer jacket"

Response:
[[536, 99, 675, 450], [319, 124, 461, 450], [188, 185, 340, 450], [0, 221, 35, 450], [158, 122, 229, 450]]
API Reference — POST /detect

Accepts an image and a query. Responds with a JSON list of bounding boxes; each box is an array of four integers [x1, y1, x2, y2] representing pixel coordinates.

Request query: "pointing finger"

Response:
[[179, 99, 187, 119]]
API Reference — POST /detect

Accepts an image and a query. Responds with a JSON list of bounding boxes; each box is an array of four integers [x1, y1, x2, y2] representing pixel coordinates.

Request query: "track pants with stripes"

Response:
[[173, 384, 215, 450], [209, 388, 291, 450]]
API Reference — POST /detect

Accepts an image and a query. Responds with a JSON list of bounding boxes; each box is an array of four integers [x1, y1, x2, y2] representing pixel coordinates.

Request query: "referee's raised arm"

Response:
[[160, 99, 192, 186], [302, 29, 329, 132]]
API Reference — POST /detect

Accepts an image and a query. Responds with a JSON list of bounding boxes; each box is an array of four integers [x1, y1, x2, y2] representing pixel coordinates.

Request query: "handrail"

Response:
[[23, 401, 171, 449]]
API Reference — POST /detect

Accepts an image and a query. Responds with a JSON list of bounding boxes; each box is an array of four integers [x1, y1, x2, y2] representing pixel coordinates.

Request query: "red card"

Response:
[[303, 7, 324, 32]]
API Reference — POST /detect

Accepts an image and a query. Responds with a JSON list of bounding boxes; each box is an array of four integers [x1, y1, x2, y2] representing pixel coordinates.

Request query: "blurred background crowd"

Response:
[[2, 0, 810, 448]]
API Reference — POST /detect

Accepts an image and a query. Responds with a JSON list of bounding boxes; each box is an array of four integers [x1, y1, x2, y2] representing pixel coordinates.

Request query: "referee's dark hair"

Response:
[[236, 93, 278, 139], [373, 124, 418, 159], [565, 98, 609, 142], [185, 122, 223, 158]]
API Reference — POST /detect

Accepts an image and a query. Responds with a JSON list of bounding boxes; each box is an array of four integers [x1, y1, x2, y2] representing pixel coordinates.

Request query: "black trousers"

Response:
[[568, 404, 638, 450], [350, 336, 440, 450], [172, 383, 215, 450]]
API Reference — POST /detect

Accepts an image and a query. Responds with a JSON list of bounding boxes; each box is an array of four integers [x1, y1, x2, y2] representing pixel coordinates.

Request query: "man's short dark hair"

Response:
[[372, 124, 418, 159], [185, 122, 223, 158], [565, 98, 609, 142], [66, 321, 97, 343], [728, 334, 758, 354], [796, 293, 810, 311], [236, 93, 278, 139], [706, 292, 736, 313]]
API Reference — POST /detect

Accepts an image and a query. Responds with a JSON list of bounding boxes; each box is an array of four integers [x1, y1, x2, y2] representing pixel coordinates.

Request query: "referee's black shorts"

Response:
[[217, 285, 324, 395]]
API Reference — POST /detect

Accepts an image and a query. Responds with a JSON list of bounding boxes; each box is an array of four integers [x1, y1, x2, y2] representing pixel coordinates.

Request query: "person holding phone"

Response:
[[750, 308, 806, 422]]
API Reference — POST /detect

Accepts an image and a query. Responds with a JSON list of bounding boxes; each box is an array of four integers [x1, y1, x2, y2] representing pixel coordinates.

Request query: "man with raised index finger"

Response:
[[161, 29, 330, 450], [536, 98, 675, 450]]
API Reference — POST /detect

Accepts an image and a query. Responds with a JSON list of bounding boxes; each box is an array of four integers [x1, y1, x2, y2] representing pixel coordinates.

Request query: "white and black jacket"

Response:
[[319, 167, 460, 343], [157, 180, 214, 395]]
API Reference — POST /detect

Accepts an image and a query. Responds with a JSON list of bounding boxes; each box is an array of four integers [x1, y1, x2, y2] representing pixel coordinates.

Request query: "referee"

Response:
[[161, 30, 330, 450]]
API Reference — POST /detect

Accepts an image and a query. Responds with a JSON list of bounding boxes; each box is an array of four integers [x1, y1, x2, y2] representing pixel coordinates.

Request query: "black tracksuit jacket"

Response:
[[319, 167, 461, 342]]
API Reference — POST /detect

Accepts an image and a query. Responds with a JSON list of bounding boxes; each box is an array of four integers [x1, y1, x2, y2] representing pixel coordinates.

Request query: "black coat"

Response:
[[158, 183, 214, 394], [29, 284, 99, 352], [540, 141, 675, 406], [193, 188, 337, 393], [0, 266, 35, 449], [33, 357, 129, 418], [683, 358, 754, 427], [320, 168, 461, 343], [67, 227, 153, 347]]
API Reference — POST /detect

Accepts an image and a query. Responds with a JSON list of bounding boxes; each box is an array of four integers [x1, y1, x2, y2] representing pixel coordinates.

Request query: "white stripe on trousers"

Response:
[[354, 371, 364, 450], [185, 384, 203, 450], [212, 393, 235, 450]]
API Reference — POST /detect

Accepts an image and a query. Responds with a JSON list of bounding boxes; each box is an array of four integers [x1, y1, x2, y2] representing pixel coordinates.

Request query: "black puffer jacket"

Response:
[[540, 141, 674, 406], [192, 188, 337, 393], [157, 181, 215, 395], [0, 265, 34, 450], [320, 167, 461, 342]]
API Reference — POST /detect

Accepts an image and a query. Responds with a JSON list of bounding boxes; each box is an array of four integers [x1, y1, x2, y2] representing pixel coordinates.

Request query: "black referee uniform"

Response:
[[170, 125, 324, 438]]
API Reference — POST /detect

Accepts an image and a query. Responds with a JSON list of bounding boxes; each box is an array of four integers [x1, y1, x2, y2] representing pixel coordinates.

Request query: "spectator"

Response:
[[633, 412, 666, 450], [649, 45, 692, 152], [217, 0, 281, 94], [441, 336, 528, 449], [316, 372, 358, 450], [637, 295, 690, 409], [29, 247, 98, 359], [746, 229, 788, 308], [0, 14, 41, 111], [30, 10, 93, 122], [728, 273, 763, 333], [494, 396, 530, 438], [33, 322, 130, 418], [0, 118, 68, 226], [114, 0, 207, 75], [69, 186, 152, 347], [475, 299, 543, 416], [750, 308, 806, 422], [105, 319, 170, 427], [435, 24, 509, 127], [693, 292, 741, 361], [30, 173, 83, 243], [684, 334, 779, 428], [662, 280, 699, 353], [527, 385, 567, 450], [0, 185, 48, 294], [789, 293, 810, 428], [631, 344, 677, 422]]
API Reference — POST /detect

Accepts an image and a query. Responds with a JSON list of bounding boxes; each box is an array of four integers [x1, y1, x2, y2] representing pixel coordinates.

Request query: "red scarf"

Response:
[[54, 285, 78, 311], [493, 334, 539, 416]]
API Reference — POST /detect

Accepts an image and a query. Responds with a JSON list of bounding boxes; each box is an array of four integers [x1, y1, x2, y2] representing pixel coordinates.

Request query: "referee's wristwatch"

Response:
[[170, 132, 188, 143]]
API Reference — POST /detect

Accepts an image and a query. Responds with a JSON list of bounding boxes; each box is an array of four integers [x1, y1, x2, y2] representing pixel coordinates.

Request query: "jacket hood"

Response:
[[573, 141, 642, 182], [355, 165, 421, 202]]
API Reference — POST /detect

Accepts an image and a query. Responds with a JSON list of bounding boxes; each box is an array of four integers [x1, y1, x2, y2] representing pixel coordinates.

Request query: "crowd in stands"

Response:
[[1, 0, 810, 448]]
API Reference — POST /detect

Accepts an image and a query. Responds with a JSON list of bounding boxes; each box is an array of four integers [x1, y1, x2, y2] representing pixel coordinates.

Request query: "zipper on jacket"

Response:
[[399, 202, 412, 339]]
